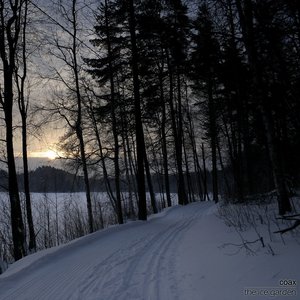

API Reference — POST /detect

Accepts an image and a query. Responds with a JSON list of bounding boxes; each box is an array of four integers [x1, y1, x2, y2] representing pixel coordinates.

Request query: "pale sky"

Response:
[[9, 0, 97, 163]]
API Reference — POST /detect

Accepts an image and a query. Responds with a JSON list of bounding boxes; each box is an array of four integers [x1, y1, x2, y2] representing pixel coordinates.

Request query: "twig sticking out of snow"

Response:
[[219, 237, 265, 256]]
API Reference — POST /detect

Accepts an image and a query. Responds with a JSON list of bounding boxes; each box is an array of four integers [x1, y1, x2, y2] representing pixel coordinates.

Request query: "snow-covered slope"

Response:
[[0, 202, 299, 300]]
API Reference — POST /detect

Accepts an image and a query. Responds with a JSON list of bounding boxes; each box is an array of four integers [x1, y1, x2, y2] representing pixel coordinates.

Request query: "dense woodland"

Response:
[[0, 0, 300, 262]]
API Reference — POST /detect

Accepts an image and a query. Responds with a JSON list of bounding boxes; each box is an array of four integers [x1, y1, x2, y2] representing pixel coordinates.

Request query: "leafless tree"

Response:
[[15, 0, 36, 252], [0, 0, 27, 260], [40, 0, 95, 232]]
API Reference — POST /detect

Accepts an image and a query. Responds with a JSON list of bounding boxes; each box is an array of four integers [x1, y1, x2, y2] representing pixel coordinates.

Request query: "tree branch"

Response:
[[274, 220, 300, 234]]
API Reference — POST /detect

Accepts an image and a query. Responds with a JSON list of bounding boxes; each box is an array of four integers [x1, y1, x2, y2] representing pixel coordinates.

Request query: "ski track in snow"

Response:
[[0, 202, 214, 300]]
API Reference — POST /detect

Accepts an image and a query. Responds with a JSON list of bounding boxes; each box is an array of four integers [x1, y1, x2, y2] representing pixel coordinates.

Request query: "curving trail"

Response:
[[0, 202, 215, 300]]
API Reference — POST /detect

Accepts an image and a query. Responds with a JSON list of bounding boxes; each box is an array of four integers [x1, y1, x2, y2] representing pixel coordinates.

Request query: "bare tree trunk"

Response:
[[185, 88, 204, 201], [121, 124, 135, 218], [76, 130, 94, 233], [87, 99, 118, 216], [217, 139, 231, 197], [183, 133, 195, 203], [20, 115, 36, 251], [144, 152, 158, 214], [159, 66, 172, 207], [201, 143, 210, 201], [221, 112, 242, 200], [146, 126, 165, 209], [208, 79, 218, 203], [123, 114, 139, 208], [104, 0, 123, 224], [0, 0, 26, 261], [166, 50, 187, 205], [16, 0, 36, 252], [128, 0, 147, 220], [261, 108, 291, 215], [6, 111, 26, 260], [176, 72, 188, 205], [71, 0, 94, 232]]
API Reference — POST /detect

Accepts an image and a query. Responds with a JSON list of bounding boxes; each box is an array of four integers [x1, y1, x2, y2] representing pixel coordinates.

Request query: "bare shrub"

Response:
[[218, 194, 300, 255]]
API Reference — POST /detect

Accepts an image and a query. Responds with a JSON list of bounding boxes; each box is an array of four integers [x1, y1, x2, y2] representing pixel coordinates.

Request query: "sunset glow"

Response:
[[45, 150, 59, 160], [30, 149, 61, 160]]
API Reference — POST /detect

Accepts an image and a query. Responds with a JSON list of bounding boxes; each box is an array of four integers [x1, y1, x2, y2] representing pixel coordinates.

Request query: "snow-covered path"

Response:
[[0, 202, 215, 300], [1, 201, 299, 300]]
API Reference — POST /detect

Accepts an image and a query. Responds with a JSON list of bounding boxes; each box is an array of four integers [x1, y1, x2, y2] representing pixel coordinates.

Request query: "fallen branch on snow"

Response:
[[274, 220, 300, 234], [274, 214, 300, 234], [220, 237, 265, 255]]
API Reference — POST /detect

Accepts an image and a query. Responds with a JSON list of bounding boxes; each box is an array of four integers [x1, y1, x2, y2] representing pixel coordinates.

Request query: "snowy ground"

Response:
[[0, 192, 178, 262], [0, 201, 299, 300]]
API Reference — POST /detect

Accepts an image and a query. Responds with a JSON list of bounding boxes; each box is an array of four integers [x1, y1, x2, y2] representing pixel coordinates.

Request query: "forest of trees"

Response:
[[0, 0, 300, 261]]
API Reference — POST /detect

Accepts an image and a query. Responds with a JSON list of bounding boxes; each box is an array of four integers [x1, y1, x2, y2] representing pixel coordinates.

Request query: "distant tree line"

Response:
[[0, 0, 299, 261], [0, 166, 205, 193], [6, 166, 93, 193]]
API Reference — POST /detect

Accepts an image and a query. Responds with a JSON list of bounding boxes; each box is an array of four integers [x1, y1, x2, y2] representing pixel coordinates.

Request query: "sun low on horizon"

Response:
[[29, 149, 61, 160]]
